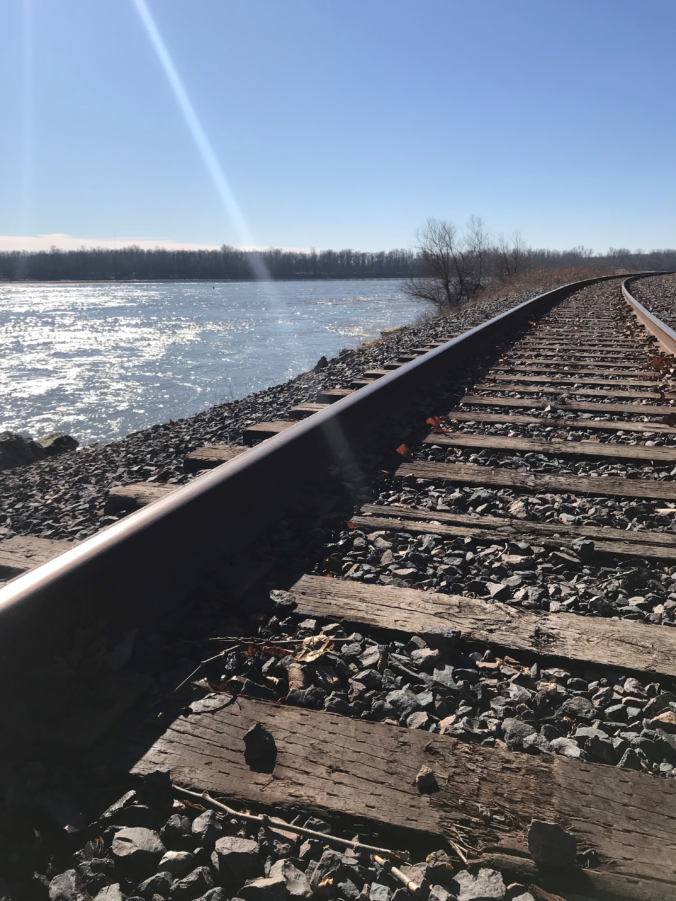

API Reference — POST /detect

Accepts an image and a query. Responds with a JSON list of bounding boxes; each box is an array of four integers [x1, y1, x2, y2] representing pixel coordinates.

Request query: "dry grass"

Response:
[[472, 265, 628, 306]]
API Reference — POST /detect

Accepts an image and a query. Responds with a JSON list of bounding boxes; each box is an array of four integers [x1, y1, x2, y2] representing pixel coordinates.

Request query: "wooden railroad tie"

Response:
[[460, 395, 676, 416], [445, 410, 676, 434], [184, 445, 248, 472], [0, 536, 73, 580], [124, 691, 676, 901], [423, 430, 676, 464], [395, 459, 676, 501], [353, 504, 676, 561], [474, 383, 672, 400], [290, 574, 676, 679]]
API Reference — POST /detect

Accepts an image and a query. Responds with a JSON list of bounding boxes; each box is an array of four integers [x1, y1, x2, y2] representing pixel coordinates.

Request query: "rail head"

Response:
[[622, 273, 676, 357]]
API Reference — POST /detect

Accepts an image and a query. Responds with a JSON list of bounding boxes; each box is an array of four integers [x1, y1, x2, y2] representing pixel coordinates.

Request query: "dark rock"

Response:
[[415, 765, 438, 792], [170, 867, 213, 901], [502, 719, 536, 751], [244, 723, 277, 760], [425, 850, 453, 883], [158, 851, 194, 876], [386, 689, 422, 721], [191, 810, 222, 848], [618, 748, 643, 770], [137, 871, 173, 899], [527, 820, 577, 867], [559, 697, 594, 722], [269, 859, 312, 898], [423, 625, 461, 649], [310, 849, 346, 896], [197, 892, 227, 901], [76, 859, 116, 894], [36, 432, 79, 457], [137, 768, 173, 810], [161, 815, 193, 848], [369, 885, 391, 901], [0, 431, 45, 472]]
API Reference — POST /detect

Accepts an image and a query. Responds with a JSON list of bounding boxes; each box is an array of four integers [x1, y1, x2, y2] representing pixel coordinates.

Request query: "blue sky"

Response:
[[1, 0, 675, 253]]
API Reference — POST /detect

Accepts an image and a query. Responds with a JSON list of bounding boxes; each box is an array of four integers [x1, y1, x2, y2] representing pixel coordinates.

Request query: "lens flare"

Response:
[[130, 0, 271, 281]]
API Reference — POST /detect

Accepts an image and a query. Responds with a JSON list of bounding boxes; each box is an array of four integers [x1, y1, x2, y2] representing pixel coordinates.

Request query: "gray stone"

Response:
[[158, 851, 194, 877], [111, 828, 166, 877], [94, 887, 125, 901], [422, 625, 461, 649], [310, 850, 345, 895], [170, 867, 213, 901], [385, 689, 422, 720], [191, 810, 223, 847], [269, 859, 312, 898], [161, 815, 192, 844], [452, 868, 506, 901], [550, 737, 585, 759], [370, 885, 392, 901], [76, 859, 116, 894], [527, 820, 577, 867], [502, 718, 536, 751], [512, 895, 534, 901], [238, 876, 286, 901], [559, 697, 594, 722], [585, 734, 617, 764], [213, 836, 261, 887], [49, 871, 84, 901], [138, 872, 172, 899]]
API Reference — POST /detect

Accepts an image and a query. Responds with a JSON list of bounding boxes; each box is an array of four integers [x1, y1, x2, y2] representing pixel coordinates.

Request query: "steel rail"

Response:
[[0, 273, 656, 675], [622, 273, 676, 356]]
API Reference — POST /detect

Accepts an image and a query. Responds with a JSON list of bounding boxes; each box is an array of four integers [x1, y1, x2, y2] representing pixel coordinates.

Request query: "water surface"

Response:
[[0, 279, 426, 444]]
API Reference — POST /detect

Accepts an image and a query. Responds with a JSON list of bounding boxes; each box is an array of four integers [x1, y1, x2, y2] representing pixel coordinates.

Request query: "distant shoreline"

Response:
[[0, 276, 407, 286]]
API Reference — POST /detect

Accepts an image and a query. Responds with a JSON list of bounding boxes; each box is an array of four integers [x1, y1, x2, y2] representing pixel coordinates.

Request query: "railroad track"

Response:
[[2, 274, 676, 901]]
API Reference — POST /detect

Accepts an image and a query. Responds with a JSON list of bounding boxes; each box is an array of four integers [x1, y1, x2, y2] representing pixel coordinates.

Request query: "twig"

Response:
[[170, 648, 236, 696], [373, 855, 422, 896], [174, 785, 410, 862], [447, 839, 469, 866]]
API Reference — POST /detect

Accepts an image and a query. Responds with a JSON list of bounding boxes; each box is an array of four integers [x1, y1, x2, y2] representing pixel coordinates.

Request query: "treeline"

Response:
[[528, 246, 676, 272], [0, 245, 427, 281], [1, 242, 675, 282]]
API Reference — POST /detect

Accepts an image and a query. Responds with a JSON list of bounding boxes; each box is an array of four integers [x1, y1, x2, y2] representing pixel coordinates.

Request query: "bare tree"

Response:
[[496, 230, 530, 281], [403, 216, 489, 314]]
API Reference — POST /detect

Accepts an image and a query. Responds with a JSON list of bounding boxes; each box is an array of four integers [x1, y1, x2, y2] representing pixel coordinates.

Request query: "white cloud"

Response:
[[0, 234, 313, 253]]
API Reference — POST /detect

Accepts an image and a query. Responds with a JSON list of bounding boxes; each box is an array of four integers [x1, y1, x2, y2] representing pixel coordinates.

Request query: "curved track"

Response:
[[2, 273, 676, 901]]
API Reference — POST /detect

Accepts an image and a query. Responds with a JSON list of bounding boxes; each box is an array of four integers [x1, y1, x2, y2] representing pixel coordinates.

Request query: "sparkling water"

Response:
[[0, 279, 426, 445]]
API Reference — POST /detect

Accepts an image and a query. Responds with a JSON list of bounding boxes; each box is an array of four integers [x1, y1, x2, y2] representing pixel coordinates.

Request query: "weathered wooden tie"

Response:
[[395, 460, 676, 501], [243, 420, 297, 445], [352, 507, 676, 561], [291, 574, 676, 678], [445, 410, 676, 433], [460, 395, 676, 416], [184, 445, 248, 473], [0, 536, 73, 580], [125, 692, 676, 901], [423, 431, 676, 463], [105, 482, 178, 513]]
